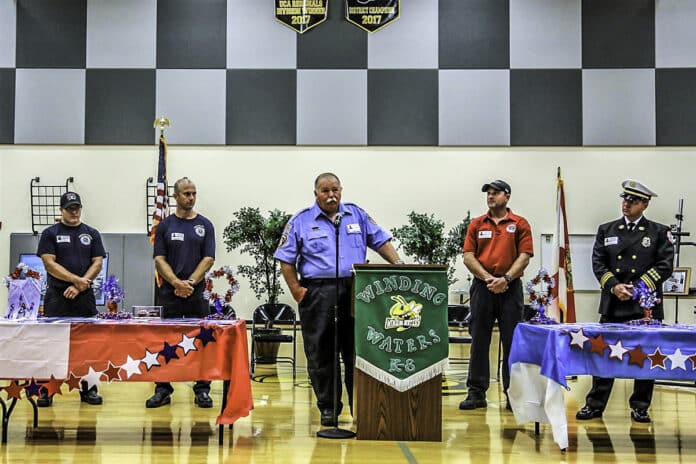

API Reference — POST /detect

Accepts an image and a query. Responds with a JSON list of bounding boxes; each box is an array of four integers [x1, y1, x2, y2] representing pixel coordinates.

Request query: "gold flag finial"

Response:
[[153, 116, 170, 136]]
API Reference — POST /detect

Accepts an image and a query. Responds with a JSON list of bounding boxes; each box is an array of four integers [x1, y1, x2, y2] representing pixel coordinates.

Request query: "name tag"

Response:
[[171, 232, 184, 241], [56, 235, 70, 243], [347, 223, 361, 234], [604, 236, 619, 246], [478, 230, 493, 239]]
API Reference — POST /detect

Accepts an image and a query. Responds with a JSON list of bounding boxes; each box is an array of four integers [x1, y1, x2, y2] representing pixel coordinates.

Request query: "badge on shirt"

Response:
[[642, 237, 651, 248], [346, 223, 361, 234], [478, 230, 493, 239], [56, 235, 70, 243], [79, 234, 92, 246], [506, 224, 517, 233], [194, 224, 205, 237], [171, 232, 185, 241], [604, 236, 619, 246]]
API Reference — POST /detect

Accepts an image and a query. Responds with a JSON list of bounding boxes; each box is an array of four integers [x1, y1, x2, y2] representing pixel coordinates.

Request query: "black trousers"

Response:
[[44, 286, 97, 317], [154, 292, 210, 395], [466, 278, 523, 397], [584, 314, 655, 411], [299, 278, 354, 413]]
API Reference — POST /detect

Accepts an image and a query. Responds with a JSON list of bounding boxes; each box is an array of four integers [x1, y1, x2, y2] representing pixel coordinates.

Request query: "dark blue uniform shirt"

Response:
[[154, 214, 215, 297], [37, 222, 106, 291]]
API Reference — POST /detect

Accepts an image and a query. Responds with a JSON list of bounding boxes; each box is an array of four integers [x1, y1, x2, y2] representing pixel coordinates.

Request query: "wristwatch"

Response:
[[503, 274, 512, 284]]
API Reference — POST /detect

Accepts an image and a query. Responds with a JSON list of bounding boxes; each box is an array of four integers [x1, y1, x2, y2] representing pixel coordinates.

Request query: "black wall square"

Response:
[[439, 0, 510, 69], [156, 0, 227, 69], [16, 0, 86, 68], [297, 0, 367, 69], [582, 0, 655, 69], [85, 69, 156, 145], [0, 69, 15, 144], [656, 68, 696, 146], [510, 69, 582, 146], [368, 69, 438, 146], [226, 70, 297, 145]]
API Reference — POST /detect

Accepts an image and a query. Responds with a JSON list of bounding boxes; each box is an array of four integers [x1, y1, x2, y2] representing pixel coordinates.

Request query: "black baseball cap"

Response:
[[60, 192, 82, 209], [481, 180, 511, 194]]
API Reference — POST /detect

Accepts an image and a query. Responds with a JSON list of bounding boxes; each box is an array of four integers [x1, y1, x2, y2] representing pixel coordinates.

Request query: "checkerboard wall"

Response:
[[1, 0, 696, 146]]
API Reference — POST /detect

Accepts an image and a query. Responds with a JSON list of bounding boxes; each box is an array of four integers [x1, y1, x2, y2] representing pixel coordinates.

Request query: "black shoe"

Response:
[[631, 408, 651, 423], [194, 391, 213, 408], [576, 405, 603, 420], [37, 389, 52, 407], [459, 396, 487, 410], [320, 409, 337, 427], [80, 389, 103, 405], [146, 390, 171, 408], [505, 399, 512, 411]]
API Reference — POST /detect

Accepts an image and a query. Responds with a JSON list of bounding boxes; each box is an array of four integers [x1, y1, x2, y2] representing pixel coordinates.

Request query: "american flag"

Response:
[[149, 135, 168, 245]]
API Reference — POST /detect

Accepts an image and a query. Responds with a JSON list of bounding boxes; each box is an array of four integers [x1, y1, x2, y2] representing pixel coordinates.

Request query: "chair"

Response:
[[448, 304, 472, 366], [250, 304, 297, 378]]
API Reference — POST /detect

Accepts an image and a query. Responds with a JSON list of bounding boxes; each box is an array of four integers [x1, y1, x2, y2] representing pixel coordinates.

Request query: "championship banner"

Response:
[[354, 265, 448, 392], [346, 0, 400, 33], [275, 0, 328, 34]]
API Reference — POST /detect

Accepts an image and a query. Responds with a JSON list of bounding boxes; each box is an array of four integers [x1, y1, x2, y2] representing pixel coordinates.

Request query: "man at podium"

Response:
[[275, 172, 402, 427]]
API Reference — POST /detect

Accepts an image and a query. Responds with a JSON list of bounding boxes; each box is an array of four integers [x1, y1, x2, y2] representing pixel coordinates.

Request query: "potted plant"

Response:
[[223, 207, 292, 360], [390, 211, 471, 286]]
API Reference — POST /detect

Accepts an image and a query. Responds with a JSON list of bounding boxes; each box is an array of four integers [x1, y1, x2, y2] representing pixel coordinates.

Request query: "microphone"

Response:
[[333, 213, 343, 227]]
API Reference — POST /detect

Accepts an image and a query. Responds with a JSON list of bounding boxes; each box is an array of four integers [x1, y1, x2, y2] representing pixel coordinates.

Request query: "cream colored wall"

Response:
[[2, 145, 695, 322]]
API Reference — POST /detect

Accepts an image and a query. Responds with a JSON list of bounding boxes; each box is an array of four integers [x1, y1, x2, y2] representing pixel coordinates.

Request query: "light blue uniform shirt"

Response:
[[274, 202, 392, 279]]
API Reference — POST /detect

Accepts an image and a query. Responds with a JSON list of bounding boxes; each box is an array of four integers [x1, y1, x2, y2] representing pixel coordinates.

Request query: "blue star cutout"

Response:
[[25, 379, 42, 398], [159, 342, 180, 364], [196, 325, 216, 347]]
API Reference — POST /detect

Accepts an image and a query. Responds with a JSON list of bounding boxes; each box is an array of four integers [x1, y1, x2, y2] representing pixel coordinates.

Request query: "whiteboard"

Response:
[[539, 234, 600, 292]]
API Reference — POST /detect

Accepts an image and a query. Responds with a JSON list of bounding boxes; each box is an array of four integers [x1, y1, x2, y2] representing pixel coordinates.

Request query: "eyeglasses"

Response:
[[622, 197, 645, 205]]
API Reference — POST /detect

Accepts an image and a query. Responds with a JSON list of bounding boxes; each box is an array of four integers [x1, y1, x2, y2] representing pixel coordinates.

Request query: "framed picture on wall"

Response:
[[663, 267, 691, 296]]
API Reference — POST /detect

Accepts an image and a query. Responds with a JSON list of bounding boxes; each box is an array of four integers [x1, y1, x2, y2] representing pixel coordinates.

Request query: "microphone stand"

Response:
[[317, 214, 356, 439]]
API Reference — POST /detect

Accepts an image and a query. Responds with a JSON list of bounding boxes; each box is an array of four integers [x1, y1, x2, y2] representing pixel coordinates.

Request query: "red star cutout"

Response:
[[103, 362, 122, 383], [43, 376, 64, 397], [4, 381, 24, 400], [65, 372, 82, 392], [689, 354, 696, 370], [648, 348, 667, 369], [589, 334, 609, 356], [628, 345, 649, 368]]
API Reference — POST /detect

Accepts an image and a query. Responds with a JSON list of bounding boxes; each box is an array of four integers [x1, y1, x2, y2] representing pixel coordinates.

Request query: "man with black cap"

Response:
[[576, 179, 674, 423], [36, 191, 106, 406], [459, 180, 533, 411]]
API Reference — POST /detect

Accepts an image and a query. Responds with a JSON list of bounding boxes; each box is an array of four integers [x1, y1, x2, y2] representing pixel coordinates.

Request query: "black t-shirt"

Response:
[[37, 222, 107, 290], [153, 214, 215, 298]]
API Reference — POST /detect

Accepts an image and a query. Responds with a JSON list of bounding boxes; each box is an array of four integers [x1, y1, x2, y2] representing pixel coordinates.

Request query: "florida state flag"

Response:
[[548, 168, 576, 322]]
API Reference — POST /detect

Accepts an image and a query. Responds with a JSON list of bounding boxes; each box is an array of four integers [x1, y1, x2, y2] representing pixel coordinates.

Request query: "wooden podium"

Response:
[[352, 264, 446, 442], [355, 370, 442, 441]]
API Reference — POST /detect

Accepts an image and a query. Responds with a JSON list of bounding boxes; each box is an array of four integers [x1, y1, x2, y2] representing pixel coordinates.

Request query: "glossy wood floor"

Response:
[[3, 334, 696, 463]]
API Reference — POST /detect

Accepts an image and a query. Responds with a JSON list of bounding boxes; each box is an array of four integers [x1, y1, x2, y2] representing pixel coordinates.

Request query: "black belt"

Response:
[[302, 277, 353, 287]]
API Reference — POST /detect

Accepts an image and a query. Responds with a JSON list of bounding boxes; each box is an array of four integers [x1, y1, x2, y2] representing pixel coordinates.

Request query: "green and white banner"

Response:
[[354, 266, 448, 392]]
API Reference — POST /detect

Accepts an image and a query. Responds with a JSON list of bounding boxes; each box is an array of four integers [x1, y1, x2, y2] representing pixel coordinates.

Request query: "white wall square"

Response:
[[86, 0, 157, 68], [156, 70, 226, 144], [583, 69, 656, 146], [656, 0, 696, 67], [15, 69, 85, 143], [297, 70, 367, 145]]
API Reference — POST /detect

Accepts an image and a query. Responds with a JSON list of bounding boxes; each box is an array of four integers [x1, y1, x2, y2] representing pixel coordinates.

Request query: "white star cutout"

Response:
[[82, 366, 103, 390], [120, 355, 142, 379], [668, 348, 689, 370], [178, 334, 198, 355], [569, 329, 588, 349], [142, 349, 161, 371], [608, 340, 628, 361]]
